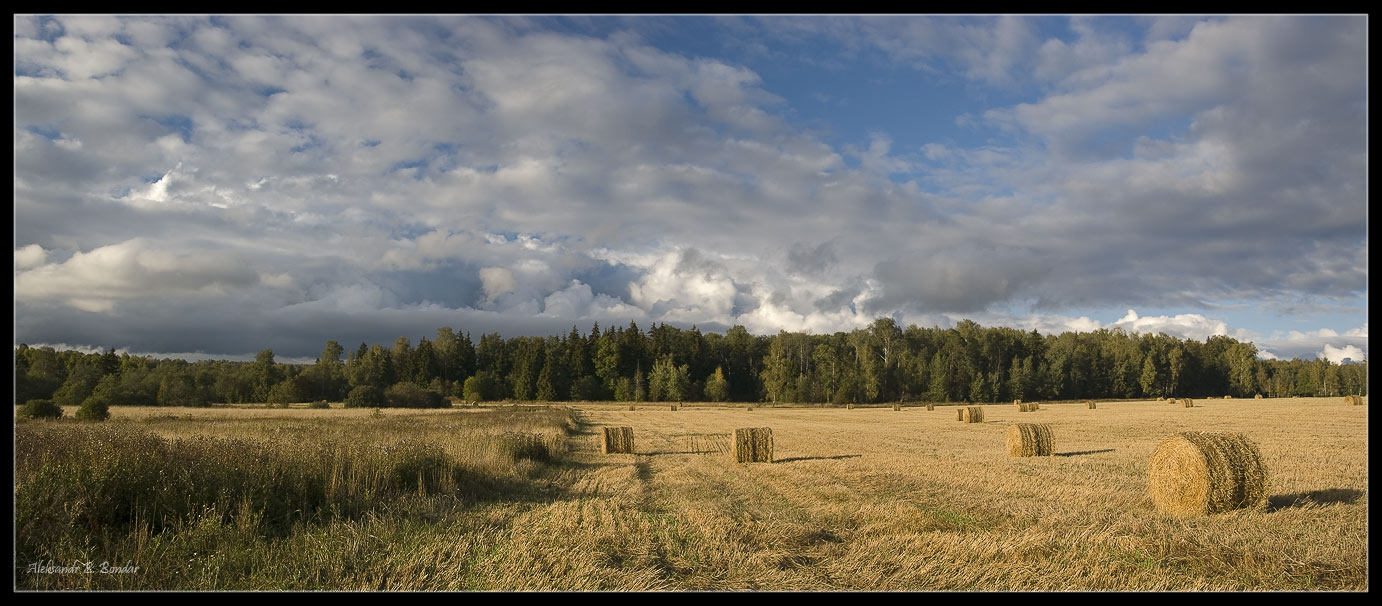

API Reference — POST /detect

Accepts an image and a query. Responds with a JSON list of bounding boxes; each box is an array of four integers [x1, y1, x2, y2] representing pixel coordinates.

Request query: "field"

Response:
[[15, 397, 1368, 591]]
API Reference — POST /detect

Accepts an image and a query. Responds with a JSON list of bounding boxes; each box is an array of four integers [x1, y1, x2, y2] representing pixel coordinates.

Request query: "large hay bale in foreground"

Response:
[[1007, 423, 1054, 457], [734, 427, 773, 463], [1086, 400, 1096, 409], [962, 406, 985, 423], [601, 426, 635, 454], [1147, 432, 1267, 516]]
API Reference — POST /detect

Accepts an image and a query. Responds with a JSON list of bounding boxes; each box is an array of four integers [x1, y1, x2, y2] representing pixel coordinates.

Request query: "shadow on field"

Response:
[[1267, 488, 1364, 511], [775, 454, 862, 463], [1054, 448, 1116, 457]]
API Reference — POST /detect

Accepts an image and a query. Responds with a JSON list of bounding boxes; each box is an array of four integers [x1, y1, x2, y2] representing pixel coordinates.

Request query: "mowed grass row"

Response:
[[14, 398, 1367, 590]]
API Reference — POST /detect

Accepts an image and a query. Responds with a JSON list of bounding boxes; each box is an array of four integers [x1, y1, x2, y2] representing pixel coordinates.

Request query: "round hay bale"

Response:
[[1157, 396, 1165, 402], [1254, 394, 1263, 399], [893, 403, 901, 411], [926, 403, 935, 411], [629, 405, 637, 411], [956, 408, 965, 421], [747, 405, 755, 411], [601, 426, 635, 454], [962, 406, 985, 423], [1147, 432, 1267, 516], [1345, 395, 1363, 405], [734, 427, 773, 463], [847, 403, 854, 410], [1086, 400, 1096, 409], [1181, 398, 1194, 408], [1007, 423, 1054, 457], [1224, 395, 1232, 399]]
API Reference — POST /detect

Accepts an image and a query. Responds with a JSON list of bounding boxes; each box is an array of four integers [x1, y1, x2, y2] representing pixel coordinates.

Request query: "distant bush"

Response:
[[17, 399, 63, 420], [383, 382, 446, 408], [308, 400, 330, 409], [344, 385, 385, 409], [75, 397, 110, 421], [463, 371, 501, 402]]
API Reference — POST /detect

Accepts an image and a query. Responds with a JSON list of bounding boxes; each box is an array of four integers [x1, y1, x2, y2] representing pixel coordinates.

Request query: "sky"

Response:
[[13, 14, 1368, 364]]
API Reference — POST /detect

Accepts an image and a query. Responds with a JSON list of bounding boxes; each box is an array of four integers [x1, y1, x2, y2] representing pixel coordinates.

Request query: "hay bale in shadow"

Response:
[[1007, 423, 1054, 457], [1148, 432, 1267, 516], [734, 427, 773, 463], [602, 426, 635, 454]]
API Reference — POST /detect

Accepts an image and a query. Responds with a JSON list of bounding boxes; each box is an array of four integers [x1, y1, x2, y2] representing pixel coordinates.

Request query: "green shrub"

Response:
[[344, 385, 385, 408], [17, 399, 63, 420], [75, 396, 110, 421], [383, 382, 446, 408]]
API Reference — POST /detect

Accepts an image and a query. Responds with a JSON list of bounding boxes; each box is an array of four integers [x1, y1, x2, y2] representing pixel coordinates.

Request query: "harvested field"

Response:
[[16, 397, 1367, 591]]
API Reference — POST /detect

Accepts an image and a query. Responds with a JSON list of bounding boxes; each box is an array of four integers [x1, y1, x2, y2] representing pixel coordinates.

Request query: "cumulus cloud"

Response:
[[11, 15, 1367, 361], [1318, 344, 1366, 365]]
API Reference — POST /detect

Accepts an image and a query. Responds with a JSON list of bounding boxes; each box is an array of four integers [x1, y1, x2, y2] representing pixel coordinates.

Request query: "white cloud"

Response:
[[14, 244, 48, 270], [1318, 344, 1366, 364]]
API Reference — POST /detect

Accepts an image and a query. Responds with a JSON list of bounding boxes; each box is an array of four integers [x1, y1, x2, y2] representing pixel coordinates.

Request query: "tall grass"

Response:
[[15, 408, 575, 589]]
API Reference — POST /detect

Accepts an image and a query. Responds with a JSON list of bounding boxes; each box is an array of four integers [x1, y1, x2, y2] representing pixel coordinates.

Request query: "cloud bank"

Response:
[[13, 15, 1367, 362]]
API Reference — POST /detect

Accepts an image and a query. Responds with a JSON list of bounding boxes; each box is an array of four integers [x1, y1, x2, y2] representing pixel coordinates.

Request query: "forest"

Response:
[[13, 319, 1368, 408]]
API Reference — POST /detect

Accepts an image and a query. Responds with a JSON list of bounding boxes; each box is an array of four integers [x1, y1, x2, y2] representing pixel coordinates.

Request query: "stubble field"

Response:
[[15, 397, 1367, 591]]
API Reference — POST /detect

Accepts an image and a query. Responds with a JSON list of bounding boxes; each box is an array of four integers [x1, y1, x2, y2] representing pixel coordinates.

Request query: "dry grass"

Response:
[[18, 398, 1367, 591], [1147, 432, 1268, 516]]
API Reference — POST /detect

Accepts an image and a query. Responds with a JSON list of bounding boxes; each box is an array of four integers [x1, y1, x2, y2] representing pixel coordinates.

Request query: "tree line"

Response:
[[13, 319, 1368, 408]]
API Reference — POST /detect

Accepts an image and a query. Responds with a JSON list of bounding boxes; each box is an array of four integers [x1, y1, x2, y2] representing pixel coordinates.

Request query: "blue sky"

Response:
[[13, 15, 1368, 363]]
